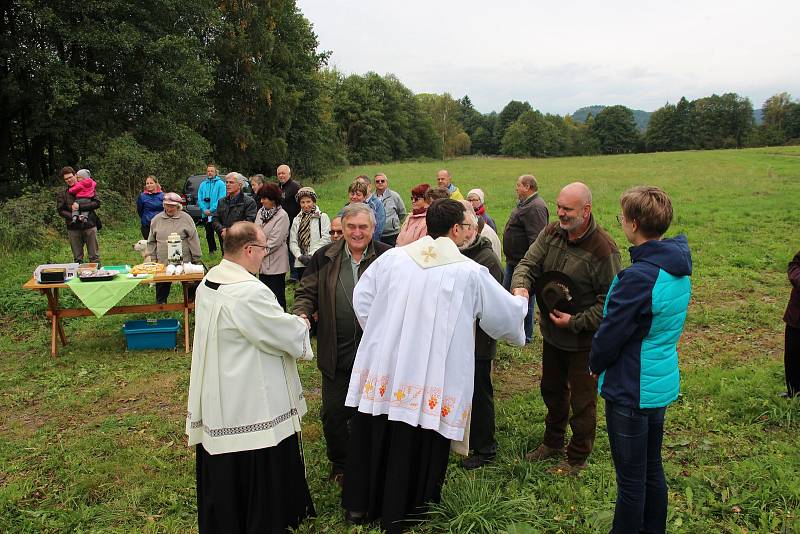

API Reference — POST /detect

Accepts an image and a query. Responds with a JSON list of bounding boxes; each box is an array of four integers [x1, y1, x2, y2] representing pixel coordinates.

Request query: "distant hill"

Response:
[[572, 105, 764, 129], [571, 105, 652, 131]]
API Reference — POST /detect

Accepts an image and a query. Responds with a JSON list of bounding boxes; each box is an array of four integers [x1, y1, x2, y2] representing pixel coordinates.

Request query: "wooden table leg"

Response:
[[54, 288, 67, 347], [42, 288, 66, 357], [182, 282, 190, 353]]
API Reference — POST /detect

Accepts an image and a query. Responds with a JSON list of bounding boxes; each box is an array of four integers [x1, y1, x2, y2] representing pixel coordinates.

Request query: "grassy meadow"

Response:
[[1, 146, 800, 533]]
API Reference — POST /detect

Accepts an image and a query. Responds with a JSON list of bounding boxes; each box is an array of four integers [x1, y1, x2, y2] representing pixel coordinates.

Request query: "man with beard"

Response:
[[511, 182, 621, 474]]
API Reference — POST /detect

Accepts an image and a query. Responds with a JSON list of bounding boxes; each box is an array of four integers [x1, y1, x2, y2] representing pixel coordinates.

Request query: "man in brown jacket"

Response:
[[503, 174, 549, 343], [511, 182, 621, 474], [292, 203, 391, 484]]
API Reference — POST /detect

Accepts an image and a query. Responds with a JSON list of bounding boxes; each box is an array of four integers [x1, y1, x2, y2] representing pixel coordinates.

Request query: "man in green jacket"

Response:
[[511, 182, 621, 474], [292, 203, 392, 485]]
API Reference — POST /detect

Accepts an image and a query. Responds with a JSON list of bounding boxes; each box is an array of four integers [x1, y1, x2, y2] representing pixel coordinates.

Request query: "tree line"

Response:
[[3, 1, 798, 201]]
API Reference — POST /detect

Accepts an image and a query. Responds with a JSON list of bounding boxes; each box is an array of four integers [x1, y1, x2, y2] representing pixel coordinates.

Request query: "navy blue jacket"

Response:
[[137, 191, 164, 226], [590, 235, 692, 409]]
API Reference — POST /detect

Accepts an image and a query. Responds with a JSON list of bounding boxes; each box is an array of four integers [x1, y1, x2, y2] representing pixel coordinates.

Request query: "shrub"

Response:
[[0, 186, 63, 250]]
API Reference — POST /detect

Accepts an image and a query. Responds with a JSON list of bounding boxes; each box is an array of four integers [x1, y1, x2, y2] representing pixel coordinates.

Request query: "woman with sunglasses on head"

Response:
[[395, 183, 431, 247], [255, 183, 290, 310]]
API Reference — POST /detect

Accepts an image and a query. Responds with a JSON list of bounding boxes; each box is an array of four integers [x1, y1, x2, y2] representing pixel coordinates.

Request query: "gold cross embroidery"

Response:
[[421, 246, 437, 263]]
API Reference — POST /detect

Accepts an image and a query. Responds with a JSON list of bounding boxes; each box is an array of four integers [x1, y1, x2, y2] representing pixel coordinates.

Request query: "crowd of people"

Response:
[[52, 163, 798, 534]]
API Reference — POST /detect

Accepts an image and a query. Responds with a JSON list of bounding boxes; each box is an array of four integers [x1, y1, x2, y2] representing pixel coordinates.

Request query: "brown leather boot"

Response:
[[524, 443, 565, 461]]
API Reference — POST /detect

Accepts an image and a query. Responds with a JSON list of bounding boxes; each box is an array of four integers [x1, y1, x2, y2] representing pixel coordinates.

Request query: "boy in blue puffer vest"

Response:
[[589, 186, 691, 534]]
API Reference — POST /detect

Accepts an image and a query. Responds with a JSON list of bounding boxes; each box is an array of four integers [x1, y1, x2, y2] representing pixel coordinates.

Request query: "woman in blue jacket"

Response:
[[136, 175, 164, 239], [589, 186, 691, 534]]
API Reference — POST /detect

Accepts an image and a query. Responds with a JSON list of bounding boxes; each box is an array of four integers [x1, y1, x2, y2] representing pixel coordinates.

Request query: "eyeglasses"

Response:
[[375, 179, 386, 184], [329, 230, 343, 236], [247, 243, 268, 251], [411, 196, 422, 201], [457, 223, 473, 230]]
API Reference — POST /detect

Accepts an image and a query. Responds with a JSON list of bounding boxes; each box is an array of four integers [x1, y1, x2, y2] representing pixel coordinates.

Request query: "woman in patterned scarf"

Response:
[[255, 183, 290, 310], [289, 187, 331, 280]]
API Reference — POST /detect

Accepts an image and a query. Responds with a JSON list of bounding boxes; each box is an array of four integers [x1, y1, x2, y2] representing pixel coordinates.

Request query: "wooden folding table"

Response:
[[23, 272, 204, 357]]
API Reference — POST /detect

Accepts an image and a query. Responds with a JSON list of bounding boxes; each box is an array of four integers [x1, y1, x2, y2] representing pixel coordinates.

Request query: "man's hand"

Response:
[[549, 309, 572, 328], [203, 209, 211, 216], [220, 228, 226, 238], [512, 288, 529, 299], [298, 313, 310, 329]]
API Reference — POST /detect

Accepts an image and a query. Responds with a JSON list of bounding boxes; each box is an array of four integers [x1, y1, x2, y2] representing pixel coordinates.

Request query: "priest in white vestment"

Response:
[[341, 199, 527, 533], [186, 221, 315, 533]]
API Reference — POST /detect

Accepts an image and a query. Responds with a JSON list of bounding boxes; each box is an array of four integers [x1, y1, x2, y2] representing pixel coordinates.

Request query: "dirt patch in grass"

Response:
[[82, 371, 186, 425], [494, 357, 541, 401], [0, 370, 186, 440], [680, 326, 782, 368]]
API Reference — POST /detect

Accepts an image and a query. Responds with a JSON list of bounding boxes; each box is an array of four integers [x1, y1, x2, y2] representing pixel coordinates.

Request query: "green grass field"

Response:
[[2, 147, 800, 533]]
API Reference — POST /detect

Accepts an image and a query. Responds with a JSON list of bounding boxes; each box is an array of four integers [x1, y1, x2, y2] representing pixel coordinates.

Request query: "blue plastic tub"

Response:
[[122, 319, 180, 350]]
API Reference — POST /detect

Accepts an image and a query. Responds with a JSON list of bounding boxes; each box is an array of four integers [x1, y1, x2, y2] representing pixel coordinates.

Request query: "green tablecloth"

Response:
[[66, 275, 148, 317]]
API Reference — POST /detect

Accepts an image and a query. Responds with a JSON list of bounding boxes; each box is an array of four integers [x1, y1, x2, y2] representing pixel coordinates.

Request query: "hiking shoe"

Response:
[[547, 459, 588, 476], [524, 444, 564, 462], [461, 453, 496, 470]]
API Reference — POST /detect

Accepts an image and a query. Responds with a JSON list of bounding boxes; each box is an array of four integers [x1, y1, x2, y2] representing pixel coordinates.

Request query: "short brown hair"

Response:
[[224, 221, 260, 255], [348, 180, 368, 197], [620, 186, 673, 238], [61, 166, 75, 177], [424, 186, 450, 203], [257, 183, 281, 205], [411, 183, 430, 199]]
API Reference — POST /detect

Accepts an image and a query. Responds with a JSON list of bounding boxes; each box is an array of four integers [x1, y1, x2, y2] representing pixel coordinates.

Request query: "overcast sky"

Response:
[[297, 0, 800, 115]]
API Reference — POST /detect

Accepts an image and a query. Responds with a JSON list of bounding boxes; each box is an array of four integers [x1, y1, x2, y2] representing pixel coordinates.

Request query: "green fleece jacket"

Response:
[[510, 215, 621, 352]]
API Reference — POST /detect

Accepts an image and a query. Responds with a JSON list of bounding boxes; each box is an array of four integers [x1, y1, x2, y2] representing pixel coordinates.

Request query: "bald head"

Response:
[[556, 182, 593, 237], [561, 182, 592, 205], [436, 169, 451, 188], [224, 222, 267, 274]]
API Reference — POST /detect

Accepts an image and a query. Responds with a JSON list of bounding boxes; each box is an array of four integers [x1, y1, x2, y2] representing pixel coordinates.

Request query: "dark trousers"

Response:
[[381, 233, 398, 247], [259, 273, 287, 311], [469, 359, 497, 455], [140, 223, 150, 240], [322, 370, 357, 474], [342, 413, 451, 534], [504, 262, 535, 342], [605, 400, 668, 534], [288, 246, 300, 281], [540, 340, 597, 463], [786, 324, 800, 396], [155, 282, 171, 304], [204, 220, 218, 253], [155, 281, 197, 305]]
